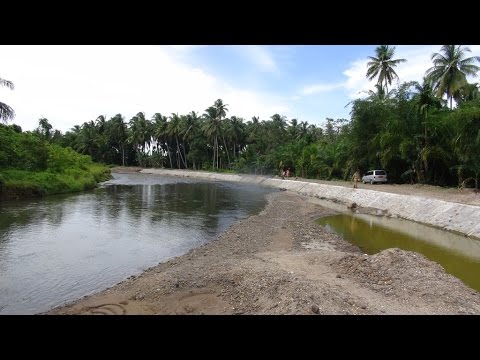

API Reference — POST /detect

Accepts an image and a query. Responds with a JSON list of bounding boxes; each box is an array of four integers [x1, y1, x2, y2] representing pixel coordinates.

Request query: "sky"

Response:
[[1, 45, 480, 133]]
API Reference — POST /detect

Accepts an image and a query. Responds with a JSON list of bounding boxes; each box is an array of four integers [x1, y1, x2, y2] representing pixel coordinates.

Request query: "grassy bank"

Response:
[[0, 163, 110, 200], [0, 124, 111, 200]]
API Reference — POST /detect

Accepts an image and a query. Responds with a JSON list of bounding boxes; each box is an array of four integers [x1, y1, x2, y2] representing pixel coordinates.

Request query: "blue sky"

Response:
[[1, 45, 479, 133]]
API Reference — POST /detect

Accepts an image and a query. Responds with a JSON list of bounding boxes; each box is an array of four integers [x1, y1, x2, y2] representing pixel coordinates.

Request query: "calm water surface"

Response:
[[318, 213, 480, 292], [0, 173, 273, 314]]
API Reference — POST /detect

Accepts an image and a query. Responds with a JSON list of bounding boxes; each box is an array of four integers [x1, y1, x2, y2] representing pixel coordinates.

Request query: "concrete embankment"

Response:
[[140, 168, 480, 239]]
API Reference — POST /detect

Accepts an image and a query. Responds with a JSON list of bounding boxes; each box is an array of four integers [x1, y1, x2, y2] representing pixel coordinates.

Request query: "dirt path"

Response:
[[47, 189, 480, 315]]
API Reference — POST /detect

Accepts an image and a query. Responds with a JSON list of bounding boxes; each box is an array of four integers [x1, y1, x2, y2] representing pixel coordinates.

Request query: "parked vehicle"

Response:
[[362, 169, 387, 184]]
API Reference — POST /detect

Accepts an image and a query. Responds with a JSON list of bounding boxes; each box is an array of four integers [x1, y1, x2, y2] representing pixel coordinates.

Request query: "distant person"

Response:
[[352, 169, 361, 189]]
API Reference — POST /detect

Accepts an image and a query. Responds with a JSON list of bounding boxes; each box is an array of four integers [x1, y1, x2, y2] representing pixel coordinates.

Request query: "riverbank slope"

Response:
[[47, 170, 480, 314]]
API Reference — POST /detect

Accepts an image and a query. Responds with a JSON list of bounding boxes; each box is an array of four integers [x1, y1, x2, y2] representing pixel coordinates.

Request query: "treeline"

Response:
[[2, 45, 480, 190], [21, 86, 479, 188], [0, 124, 110, 199]]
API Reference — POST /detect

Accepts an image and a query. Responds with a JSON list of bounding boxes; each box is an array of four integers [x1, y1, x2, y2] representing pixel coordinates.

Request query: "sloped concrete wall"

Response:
[[141, 169, 480, 239]]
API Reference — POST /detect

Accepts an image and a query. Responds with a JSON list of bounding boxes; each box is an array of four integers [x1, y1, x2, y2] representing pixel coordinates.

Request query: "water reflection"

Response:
[[318, 214, 480, 292], [0, 173, 273, 314]]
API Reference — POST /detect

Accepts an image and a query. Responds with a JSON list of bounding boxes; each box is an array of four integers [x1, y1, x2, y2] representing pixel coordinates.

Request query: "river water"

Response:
[[0, 173, 273, 314]]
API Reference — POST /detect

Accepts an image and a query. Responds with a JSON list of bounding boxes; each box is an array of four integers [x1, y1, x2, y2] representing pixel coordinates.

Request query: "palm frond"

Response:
[[0, 102, 16, 122], [0, 78, 14, 90]]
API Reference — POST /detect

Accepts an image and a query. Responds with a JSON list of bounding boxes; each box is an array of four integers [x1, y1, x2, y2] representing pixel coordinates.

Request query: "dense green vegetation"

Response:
[[2, 45, 480, 195], [0, 124, 110, 199]]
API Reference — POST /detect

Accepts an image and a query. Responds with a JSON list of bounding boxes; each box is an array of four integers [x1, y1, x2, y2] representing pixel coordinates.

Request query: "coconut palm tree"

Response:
[[152, 113, 172, 168], [366, 84, 388, 102], [202, 106, 222, 169], [182, 111, 202, 169], [366, 45, 407, 94], [213, 99, 231, 167], [425, 45, 480, 109], [225, 116, 246, 159], [128, 112, 152, 166], [106, 114, 128, 166], [1, 77, 15, 123], [38, 117, 53, 140], [454, 82, 479, 106], [167, 113, 186, 168], [413, 78, 444, 123], [213, 99, 228, 120]]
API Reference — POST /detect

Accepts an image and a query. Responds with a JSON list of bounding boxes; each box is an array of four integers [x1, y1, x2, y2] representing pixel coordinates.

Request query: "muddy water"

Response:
[[318, 213, 480, 292], [0, 173, 273, 314]]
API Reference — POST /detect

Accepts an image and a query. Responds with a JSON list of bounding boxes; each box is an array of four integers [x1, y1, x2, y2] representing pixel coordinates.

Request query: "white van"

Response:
[[362, 170, 387, 184]]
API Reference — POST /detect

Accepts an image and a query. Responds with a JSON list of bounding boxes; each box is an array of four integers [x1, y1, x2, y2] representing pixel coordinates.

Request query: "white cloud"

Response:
[[3, 45, 479, 134], [168, 45, 207, 51], [343, 58, 376, 99], [342, 45, 480, 100], [0, 45, 286, 132], [223, 86, 291, 120], [236, 45, 278, 73], [301, 82, 344, 95]]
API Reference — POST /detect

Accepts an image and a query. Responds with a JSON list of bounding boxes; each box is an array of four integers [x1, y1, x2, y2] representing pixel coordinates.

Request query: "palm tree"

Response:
[[202, 99, 229, 170], [167, 113, 186, 168], [128, 112, 152, 166], [1, 77, 15, 123], [76, 121, 99, 159], [425, 45, 480, 109], [152, 113, 171, 168], [106, 114, 128, 166], [366, 84, 388, 102], [413, 78, 444, 124], [366, 45, 407, 94], [214, 99, 228, 120], [247, 116, 262, 144], [214, 99, 231, 167], [454, 82, 479, 106], [225, 116, 245, 159], [412, 78, 444, 175], [202, 106, 222, 169], [182, 111, 202, 169], [298, 121, 309, 141], [38, 117, 53, 140]]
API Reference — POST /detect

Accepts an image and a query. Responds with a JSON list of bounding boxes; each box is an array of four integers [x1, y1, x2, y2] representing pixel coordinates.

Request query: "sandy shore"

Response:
[[47, 186, 480, 315]]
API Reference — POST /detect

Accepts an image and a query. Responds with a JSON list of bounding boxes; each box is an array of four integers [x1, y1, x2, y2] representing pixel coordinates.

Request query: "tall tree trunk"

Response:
[[222, 135, 231, 167], [215, 136, 219, 170], [167, 143, 173, 169], [175, 135, 186, 168], [212, 138, 216, 169], [183, 140, 189, 169]]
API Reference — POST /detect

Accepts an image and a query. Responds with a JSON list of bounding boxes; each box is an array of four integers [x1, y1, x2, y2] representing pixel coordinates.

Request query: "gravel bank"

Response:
[[47, 189, 480, 315]]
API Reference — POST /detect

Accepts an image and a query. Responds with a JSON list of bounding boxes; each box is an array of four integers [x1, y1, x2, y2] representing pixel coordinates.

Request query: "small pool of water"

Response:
[[317, 213, 480, 292]]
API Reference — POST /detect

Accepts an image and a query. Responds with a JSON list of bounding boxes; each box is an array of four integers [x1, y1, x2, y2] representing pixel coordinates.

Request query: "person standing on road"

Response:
[[352, 169, 361, 189]]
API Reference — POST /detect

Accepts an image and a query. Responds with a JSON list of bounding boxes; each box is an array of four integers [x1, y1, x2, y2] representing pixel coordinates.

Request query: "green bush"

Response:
[[0, 125, 110, 199], [47, 145, 91, 172]]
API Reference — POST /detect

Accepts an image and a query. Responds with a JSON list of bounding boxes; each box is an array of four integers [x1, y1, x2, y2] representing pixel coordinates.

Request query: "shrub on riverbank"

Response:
[[0, 124, 110, 199]]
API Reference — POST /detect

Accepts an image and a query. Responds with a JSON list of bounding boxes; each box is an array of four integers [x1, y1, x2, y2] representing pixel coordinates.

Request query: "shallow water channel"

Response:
[[0, 173, 273, 314], [317, 213, 480, 292]]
